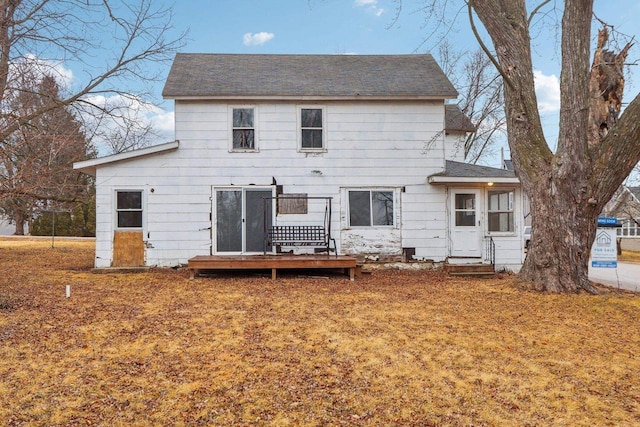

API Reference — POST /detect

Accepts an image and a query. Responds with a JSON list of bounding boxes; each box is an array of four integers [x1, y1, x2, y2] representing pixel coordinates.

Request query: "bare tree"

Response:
[[0, 0, 185, 203], [437, 41, 506, 164], [466, 1, 640, 292], [0, 70, 94, 234]]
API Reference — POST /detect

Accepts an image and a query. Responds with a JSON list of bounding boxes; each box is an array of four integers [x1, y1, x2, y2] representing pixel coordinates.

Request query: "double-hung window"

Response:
[[116, 191, 143, 228], [300, 107, 324, 151], [487, 189, 514, 232], [348, 190, 395, 227], [232, 107, 256, 151]]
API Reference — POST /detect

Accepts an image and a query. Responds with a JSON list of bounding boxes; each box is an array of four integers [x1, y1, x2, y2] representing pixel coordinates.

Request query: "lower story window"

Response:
[[487, 189, 514, 232], [348, 190, 394, 227], [116, 191, 142, 228]]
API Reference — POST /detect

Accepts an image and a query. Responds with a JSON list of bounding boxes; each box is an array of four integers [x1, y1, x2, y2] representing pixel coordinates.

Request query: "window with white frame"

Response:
[[116, 190, 142, 228], [487, 189, 514, 232], [300, 107, 324, 150], [348, 190, 394, 227], [231, 107, 255, 150]]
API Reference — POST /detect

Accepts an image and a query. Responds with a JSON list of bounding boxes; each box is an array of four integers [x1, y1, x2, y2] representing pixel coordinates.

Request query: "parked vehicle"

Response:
[[523, 226, 532, 250]]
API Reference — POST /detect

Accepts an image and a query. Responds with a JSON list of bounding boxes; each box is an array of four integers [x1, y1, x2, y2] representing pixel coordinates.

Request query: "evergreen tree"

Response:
[[0, 70, 95, 235]]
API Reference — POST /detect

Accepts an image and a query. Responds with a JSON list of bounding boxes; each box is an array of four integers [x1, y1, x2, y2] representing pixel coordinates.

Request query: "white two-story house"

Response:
[[74, 53, 525, 271]]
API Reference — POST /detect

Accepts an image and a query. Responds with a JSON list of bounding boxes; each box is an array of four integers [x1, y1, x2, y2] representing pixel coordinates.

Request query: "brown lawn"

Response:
[[620, 250, 640, 263], [1, 238, 639, 426]]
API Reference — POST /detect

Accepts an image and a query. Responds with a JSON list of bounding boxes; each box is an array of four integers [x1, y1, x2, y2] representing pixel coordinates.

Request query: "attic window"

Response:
[[232, 108, 255, 150]]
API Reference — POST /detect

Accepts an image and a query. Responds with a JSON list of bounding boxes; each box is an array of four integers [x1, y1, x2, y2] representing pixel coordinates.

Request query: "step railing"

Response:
[[484, 236, 495, 270]]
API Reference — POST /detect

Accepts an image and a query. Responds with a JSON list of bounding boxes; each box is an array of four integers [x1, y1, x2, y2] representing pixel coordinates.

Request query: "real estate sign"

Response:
[[591, 218, 618, 268]]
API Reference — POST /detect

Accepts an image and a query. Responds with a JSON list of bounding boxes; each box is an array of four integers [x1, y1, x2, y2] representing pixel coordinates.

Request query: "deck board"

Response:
[[188, 254, 358, 280]]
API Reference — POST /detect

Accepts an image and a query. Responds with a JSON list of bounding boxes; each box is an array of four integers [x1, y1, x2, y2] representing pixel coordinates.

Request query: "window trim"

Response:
[[298, 106, 327, 153], [347, 188, 396, 228], [486, 188, 515, 234], [115, 189, 144, 230], [229, 106, 259, 152]]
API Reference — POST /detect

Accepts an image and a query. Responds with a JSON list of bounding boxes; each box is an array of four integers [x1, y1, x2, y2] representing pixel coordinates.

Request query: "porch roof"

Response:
[[428, 160, 520, 184], [444, 105, 475, 133], [73, 141, 180, 176]]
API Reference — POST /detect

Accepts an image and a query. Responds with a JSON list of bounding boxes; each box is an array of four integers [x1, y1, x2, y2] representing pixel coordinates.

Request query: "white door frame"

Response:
[[212, 186, 274, 254], [450, 188, 483, 257]]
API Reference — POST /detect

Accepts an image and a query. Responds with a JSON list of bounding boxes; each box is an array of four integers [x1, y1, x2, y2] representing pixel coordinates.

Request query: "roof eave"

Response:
[[428, 176, 521, 185], [73, 140, 180, 176], [163, 94, 458, 101]]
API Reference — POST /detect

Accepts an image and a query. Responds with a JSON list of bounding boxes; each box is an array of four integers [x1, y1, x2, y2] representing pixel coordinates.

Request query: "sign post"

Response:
[[591, 217, 619, 268]]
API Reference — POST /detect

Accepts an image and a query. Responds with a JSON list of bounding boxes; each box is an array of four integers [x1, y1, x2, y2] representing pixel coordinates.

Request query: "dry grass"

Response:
[[1, 238, 639, 426], [619, 250, 640, 263]]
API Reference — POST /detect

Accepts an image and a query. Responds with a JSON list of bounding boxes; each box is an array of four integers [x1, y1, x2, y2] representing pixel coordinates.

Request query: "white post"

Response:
[[66, 285, 71, 298]]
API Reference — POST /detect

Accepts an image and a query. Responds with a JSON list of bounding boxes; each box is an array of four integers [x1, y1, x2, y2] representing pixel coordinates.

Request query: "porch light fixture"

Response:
[[487, 182, 494, 186]]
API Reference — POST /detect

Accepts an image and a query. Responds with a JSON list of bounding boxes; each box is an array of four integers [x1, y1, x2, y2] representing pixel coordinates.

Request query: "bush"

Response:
[[30, 198, 95, 237]]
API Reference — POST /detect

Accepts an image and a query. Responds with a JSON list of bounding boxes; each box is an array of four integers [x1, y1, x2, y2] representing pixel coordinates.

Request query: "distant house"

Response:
[[74, 54, 526, 271], [602, 185, 640, 250]]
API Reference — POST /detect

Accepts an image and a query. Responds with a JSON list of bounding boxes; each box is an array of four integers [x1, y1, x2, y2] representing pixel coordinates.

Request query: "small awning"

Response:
[[428, 160, 520, 185]]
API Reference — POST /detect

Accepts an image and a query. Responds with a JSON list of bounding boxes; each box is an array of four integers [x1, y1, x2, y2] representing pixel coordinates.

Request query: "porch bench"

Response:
[[265, 225, 336, 256]]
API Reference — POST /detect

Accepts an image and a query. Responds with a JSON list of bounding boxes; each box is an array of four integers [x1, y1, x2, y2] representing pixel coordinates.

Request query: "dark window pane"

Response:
[[488, 190, 511, 210], [488, 212, 514, 232], [117, 191, 141, 210], [216, 190, 242, 252], [455, 211, 476, 227], [349, 191, 371, 226], [301, 129, 322, 148], [233, 129, 254, 149], [233, 108, 254, 127], [455, 194, 475, 210], [118, 211, 142, 228], [372, 191, 393, 226], [301, 108, 322, 127], [246, 190, 272, 252]]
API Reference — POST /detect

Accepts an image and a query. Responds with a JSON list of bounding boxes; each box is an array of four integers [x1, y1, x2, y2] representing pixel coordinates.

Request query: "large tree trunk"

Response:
[[471, 0, 640, 293], [13, 212, 25, 235]]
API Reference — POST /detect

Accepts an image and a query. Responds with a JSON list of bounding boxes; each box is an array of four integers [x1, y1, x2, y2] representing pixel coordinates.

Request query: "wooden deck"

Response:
[[187, 254, 358, 280]]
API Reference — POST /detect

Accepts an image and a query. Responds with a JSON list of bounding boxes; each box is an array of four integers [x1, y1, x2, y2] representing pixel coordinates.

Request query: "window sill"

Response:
[[299, 148, 327, 154], [229, 148, 260, 153]]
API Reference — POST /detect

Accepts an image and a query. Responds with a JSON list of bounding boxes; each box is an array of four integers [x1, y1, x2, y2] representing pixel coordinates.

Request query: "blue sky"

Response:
[[84, 0, 640, 170]]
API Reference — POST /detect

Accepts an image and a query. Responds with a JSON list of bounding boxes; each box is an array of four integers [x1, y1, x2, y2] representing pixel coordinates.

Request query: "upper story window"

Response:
[[232, 107, 256, 151], [487, 189, 514, 232], [116, 190, 142, 228], [348, 190, 395, 227], [300, 107, 325, 151]]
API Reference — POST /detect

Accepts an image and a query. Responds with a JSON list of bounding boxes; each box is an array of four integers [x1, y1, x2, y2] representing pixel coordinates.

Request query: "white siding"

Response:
[[444, 133, 466, 162], [92, 99, 522, 269]]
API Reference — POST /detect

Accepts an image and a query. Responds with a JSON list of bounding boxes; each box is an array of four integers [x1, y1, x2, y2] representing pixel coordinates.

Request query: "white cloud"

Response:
[[11, 55, 75, 90], [534, 70, 560, 113], [80, 94, 174, 155], [243, 32, 275, 46], [355, 0, 384, 16]]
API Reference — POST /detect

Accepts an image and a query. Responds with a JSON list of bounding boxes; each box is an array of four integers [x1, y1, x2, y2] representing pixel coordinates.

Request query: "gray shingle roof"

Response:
[[444, 104, 475, 132], [437, 160, 517, 178], [162, 53, 458, 99], [503, 159, 514, 171], [629, 186, 640, 202]]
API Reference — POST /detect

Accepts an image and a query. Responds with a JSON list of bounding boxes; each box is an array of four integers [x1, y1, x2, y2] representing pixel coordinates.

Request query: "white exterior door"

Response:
[[450, 189, 482, 257]]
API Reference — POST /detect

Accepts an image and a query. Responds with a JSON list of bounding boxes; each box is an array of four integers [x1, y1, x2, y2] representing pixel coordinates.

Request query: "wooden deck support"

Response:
[[188, 254, 358, 281]]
